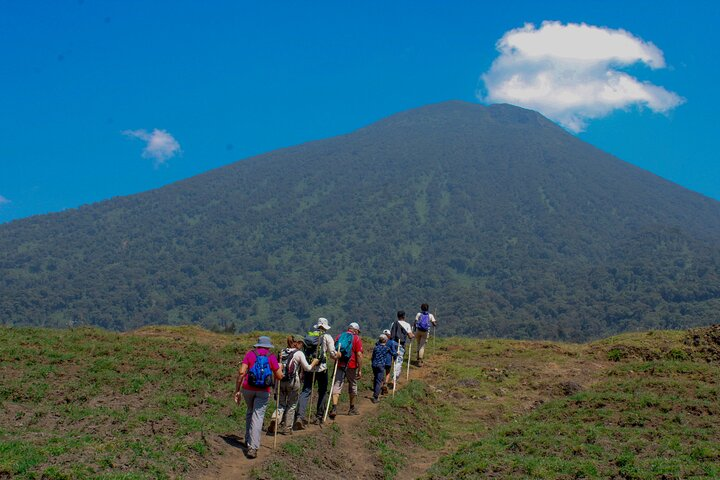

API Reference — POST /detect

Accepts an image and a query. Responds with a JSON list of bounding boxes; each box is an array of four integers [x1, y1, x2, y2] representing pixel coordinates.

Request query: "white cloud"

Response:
[[123, 128, 181, 166], [0, 195, 10, 206], [480, 21, 684, 132]]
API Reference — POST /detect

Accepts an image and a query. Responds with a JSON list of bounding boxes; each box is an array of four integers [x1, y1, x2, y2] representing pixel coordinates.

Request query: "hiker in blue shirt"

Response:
[[371, 334, 393, 403]]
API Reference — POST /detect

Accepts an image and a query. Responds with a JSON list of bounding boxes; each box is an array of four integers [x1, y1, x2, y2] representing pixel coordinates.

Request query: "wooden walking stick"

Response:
[[308, 371, 316, 420], [273, 379, 280, 449], [406, 341, 412, 381], [323, 360, 339, 422], [391, 357, 397, 397]]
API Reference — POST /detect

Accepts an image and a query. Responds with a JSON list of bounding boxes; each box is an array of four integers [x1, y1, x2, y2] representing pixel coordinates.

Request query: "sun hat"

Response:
[[379, 334, 388, 341], [314, 317, 331, 330], [382, 329, 391, 336], [254, 336, 274, 349], [349, 322, 360, 332], [291, 334, 305, 343]]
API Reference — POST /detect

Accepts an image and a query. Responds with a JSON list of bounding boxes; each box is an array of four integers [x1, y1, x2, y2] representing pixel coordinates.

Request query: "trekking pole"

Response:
[[391, 359, 397, 397], [406, 341, 412, 381], [323, 360, 339, 423], [309, 370, 316, 421], [273, 379, 280, 449], [433, 308, 437, 354]]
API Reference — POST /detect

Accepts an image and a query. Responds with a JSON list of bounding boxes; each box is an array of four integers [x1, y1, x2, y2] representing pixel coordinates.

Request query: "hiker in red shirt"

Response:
[[328, 322, 363, 418]]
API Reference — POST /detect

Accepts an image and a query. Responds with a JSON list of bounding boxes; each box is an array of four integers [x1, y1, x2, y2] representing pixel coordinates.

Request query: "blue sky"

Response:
[[1, 0, 719, 223]]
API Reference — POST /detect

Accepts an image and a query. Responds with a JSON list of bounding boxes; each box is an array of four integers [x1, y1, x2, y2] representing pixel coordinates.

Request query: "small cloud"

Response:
[[123, 128, 181, 167], [0, 195, 10, 206], [480, 21, 684, 132]]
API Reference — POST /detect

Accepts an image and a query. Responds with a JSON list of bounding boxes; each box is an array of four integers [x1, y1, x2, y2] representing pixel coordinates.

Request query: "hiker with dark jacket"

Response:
[[329, 322, 363, 418], [295, 317, 339, 428], [271, 335, 319, 435], [371, 334, 393, 403], [414, 303, 437, 367], [234, 336, 283, 459], [388, 310, 414, 385], [382, 329, 398, 395]]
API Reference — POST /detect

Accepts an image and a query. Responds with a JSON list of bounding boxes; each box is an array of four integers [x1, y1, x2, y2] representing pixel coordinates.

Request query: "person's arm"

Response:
[[356, 350, 363, 378], [270, 356, 284, 381], [405, 322, 416, 339], [234, 363, 248, 404], [298, 351, 319, 371], [431, 313, 437, 326], [325, 334, 339, 360]]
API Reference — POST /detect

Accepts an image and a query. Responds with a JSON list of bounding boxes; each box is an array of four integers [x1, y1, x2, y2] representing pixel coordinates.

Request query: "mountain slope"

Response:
[[1, 101, 719, 339]]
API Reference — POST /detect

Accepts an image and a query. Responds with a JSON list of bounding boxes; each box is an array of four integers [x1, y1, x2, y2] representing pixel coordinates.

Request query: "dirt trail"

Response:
[[196, 356, 439, 480], [195, 341, 611, 480]]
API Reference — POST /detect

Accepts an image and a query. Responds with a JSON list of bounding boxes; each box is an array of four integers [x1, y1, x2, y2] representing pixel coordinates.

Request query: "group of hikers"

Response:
[[233, 304, 438, 459]]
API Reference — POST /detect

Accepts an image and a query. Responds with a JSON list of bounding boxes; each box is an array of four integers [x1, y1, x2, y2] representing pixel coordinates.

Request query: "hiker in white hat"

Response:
[[295, 317, 339, 427]]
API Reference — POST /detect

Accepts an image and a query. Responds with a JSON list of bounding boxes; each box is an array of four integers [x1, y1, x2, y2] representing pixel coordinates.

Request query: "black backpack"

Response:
[[390, 321, 408, 344], [303, 330, 325, 363]]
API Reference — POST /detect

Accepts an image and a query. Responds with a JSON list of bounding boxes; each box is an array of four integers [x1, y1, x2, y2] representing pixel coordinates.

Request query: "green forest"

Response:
[[1, 102, 719, 341]]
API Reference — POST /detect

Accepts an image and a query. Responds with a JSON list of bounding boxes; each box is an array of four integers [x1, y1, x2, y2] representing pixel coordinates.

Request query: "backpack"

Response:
[[390, 321, 408, 344], [247, 350, 273, 387], [336, 332, 354, 362], [371, 344, 391, 369], [280, 348, 300, 383], [303, 331, 325, 362], [417, 312, 431, 332]]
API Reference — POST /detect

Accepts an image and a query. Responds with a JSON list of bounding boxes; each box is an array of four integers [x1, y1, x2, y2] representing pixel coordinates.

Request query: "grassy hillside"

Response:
[[1, 325, 718, 479]]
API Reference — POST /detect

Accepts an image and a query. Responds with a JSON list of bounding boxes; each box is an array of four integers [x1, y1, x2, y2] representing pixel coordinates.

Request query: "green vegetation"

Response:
[[0, 326, 256, 479], [2, 324, 719, 479], [426, 328, 720, 479], [2, 102, 720, 340]]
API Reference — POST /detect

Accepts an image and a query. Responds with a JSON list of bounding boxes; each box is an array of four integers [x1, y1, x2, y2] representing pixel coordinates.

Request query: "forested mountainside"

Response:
[[2, 101, 720, 340]]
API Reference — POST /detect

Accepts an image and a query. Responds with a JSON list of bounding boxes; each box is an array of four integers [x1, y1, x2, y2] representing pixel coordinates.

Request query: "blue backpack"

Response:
[[417, 312, 431, 332], [336, 332, 354, 362], [247, 350, 273, 387]]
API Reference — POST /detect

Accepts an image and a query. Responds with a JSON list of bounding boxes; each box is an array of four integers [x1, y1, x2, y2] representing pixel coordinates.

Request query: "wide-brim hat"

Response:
[[291, 334, 305, 343], [314, 317, 331, 330], [254, 336, 274, 349]]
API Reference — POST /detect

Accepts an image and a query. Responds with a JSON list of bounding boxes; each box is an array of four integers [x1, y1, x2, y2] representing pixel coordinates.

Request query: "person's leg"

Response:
[[416, 331, 428, 364], [295, 370, 314, 423], [242, 389, 254, 446], [314, 371, 329, 420], [393, 344, 405, 383], [276, 382, 289, 429], [372, 366, 384, 400], [347, 367, 359, 414], [243, 389, 269, 455], [285, 382, 301, 432], [330, 367, 347, 418], [382, 366, 390, 395]]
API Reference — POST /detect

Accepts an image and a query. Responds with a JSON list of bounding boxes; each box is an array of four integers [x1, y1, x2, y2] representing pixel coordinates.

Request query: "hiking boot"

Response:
[[312, 416, 324, 425], [266, 419, 276, 435], [293, 419, 305, 431], [328, 405, 337, 419], [417, 359, 424, 367], [282, 426, 293, 435], [246, 448, 257, 459], [381, 385, 389, 395], [348, 405, 360, 415], [371, 397, 380, 404]]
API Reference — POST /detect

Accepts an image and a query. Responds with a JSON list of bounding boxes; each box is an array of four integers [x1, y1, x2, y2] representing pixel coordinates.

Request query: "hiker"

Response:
[[329, 322, 363, 418], [414, 303, 437, 367], [371, 334, 393, 403], [271, 335, 319, 435], [382, 329, 398, 395], [388, 310, 414, 385], [295, 317, 339, 428], [234, 336, 283, 459]]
